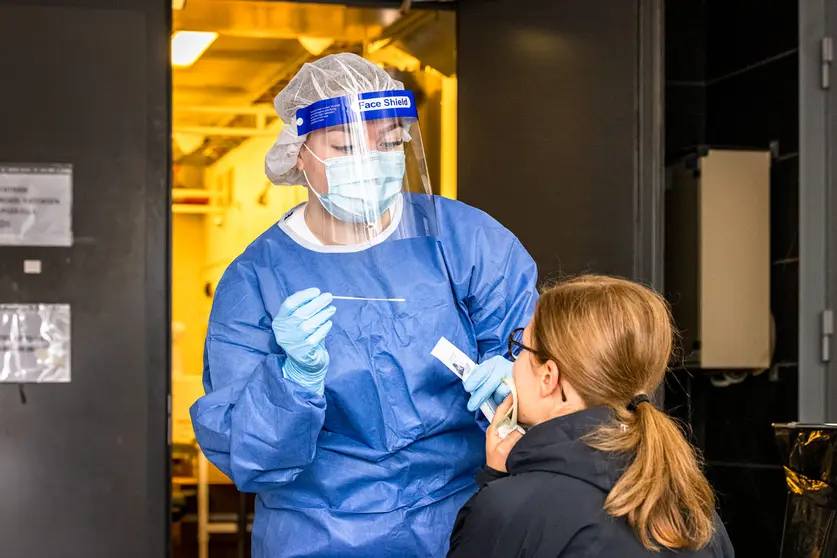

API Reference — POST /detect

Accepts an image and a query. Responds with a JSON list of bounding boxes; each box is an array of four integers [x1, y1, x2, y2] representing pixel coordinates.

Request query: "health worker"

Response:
[[191, 53, 538, 557]]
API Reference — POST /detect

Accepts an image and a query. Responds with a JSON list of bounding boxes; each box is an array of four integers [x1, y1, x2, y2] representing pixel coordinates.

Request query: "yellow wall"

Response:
[[440, 74, 458, 200], [203, 131, 308, 292], [172, 213, 211, 443], [171, 131, 306, 443], [172, 213, 210, 377]]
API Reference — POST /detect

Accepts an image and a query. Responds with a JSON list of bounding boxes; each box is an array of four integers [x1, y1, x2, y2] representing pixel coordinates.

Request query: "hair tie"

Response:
[[627, 394, 651, 412]]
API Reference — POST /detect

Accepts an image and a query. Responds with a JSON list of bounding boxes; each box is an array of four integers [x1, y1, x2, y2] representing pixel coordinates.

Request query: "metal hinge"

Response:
[[823, 37, 833, 89], [823, 310, 833, 362]]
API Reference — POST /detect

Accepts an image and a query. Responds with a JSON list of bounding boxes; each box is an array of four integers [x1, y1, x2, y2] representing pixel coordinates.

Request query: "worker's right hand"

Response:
[[272, 288, 336, 395]]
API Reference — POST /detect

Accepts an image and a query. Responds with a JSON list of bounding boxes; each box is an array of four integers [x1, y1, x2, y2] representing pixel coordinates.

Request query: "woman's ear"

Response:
[[540, 360, 560, 397]]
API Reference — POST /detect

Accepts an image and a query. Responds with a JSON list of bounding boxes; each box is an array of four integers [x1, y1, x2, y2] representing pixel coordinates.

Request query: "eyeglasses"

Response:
[[508, 327, 538, 361], [507, 327, 567, 402]]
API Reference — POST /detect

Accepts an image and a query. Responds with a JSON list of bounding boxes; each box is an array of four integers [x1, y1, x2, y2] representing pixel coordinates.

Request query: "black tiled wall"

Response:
[[665, 1, 799, 555], [666, 0, 706, 159]]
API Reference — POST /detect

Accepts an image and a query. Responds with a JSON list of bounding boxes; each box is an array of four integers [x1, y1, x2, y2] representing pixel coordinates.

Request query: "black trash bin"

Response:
[[774, 422, 837, 557]]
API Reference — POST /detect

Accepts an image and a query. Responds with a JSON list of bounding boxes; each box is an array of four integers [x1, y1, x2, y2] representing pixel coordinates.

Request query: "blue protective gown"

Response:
[[191, 195, 538, 557]]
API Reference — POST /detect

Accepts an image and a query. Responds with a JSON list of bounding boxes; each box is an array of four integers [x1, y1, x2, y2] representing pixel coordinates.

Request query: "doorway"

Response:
[[168, 2, 456, 556]]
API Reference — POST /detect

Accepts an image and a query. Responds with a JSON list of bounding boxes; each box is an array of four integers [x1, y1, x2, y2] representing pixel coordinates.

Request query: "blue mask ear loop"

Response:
[[303, 142, 326, 165], [299, 143, 330, 244], [301, 143, 328, 208], [301, 143, 374, 214]]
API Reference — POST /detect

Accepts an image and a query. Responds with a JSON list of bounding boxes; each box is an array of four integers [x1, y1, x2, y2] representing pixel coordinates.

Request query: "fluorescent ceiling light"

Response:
[[298, 36, 334, 57], [172, 31, 218, 68]]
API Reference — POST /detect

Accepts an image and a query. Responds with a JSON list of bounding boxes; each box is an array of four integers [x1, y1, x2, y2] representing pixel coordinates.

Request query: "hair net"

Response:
[[265, 53, 404, 186]]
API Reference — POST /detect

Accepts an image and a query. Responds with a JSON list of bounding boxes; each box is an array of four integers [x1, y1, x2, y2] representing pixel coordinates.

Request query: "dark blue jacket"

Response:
[[448, 407, 735, 558]]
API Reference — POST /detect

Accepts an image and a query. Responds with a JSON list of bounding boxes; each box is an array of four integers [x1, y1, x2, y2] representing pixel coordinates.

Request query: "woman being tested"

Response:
[[190, 53, 537, 557], [449, 275, 735, 557]]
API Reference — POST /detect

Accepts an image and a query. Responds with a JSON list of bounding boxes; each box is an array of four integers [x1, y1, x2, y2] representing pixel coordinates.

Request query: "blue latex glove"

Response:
[[463, 355, 513, 412], [272, 288, 336, 395]]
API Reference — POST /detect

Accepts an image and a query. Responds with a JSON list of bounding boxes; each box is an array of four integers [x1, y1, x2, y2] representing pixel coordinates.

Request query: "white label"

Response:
[[431, 337, 497, 422], [0, 304, 71, 383], [431, 337, 475, 380], [0, 164, 73, 246], [23, 260, 42, 274], [354, 96, 412, 113]]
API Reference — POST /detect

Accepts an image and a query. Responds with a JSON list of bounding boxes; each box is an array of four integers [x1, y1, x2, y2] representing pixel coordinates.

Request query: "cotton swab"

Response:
[[331, 296, 406, 302]]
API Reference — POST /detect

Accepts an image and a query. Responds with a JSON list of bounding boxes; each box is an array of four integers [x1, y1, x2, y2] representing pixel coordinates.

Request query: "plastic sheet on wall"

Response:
[[774, 422, 837, 557], [0, 304, 71, 383]]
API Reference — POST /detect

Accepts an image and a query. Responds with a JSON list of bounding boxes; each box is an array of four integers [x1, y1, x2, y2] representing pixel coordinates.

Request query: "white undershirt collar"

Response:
[[278, 194, 404, 253]]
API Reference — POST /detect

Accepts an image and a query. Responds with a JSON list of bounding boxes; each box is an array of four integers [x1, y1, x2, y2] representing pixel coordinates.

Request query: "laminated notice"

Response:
[[0, 304, 71, 383], [0, 164, 73, 247]]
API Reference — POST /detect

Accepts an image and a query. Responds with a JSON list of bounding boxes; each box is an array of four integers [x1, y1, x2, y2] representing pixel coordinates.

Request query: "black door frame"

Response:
[[799, 0, 837, 423]]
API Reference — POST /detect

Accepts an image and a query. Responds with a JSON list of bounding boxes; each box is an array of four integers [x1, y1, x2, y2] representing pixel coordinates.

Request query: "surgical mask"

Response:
[[304, 144, 406, 223]]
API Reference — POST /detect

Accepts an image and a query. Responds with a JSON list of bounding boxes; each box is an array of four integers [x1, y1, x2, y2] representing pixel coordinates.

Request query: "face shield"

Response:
[[295, 90, 437, 246]]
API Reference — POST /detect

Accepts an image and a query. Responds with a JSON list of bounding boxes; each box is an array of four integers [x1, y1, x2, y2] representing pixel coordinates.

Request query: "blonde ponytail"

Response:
[[531, 276, 717, 551], [587, 400, 716, 550]]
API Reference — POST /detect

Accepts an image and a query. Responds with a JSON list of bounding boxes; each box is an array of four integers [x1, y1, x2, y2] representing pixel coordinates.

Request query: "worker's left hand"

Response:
[[485, 395, 524, 473], [464, 355, 513, 412]]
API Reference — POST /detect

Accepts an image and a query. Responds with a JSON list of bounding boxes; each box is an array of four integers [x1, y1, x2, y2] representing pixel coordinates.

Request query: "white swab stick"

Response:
[[331, 296, 406, 302]]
